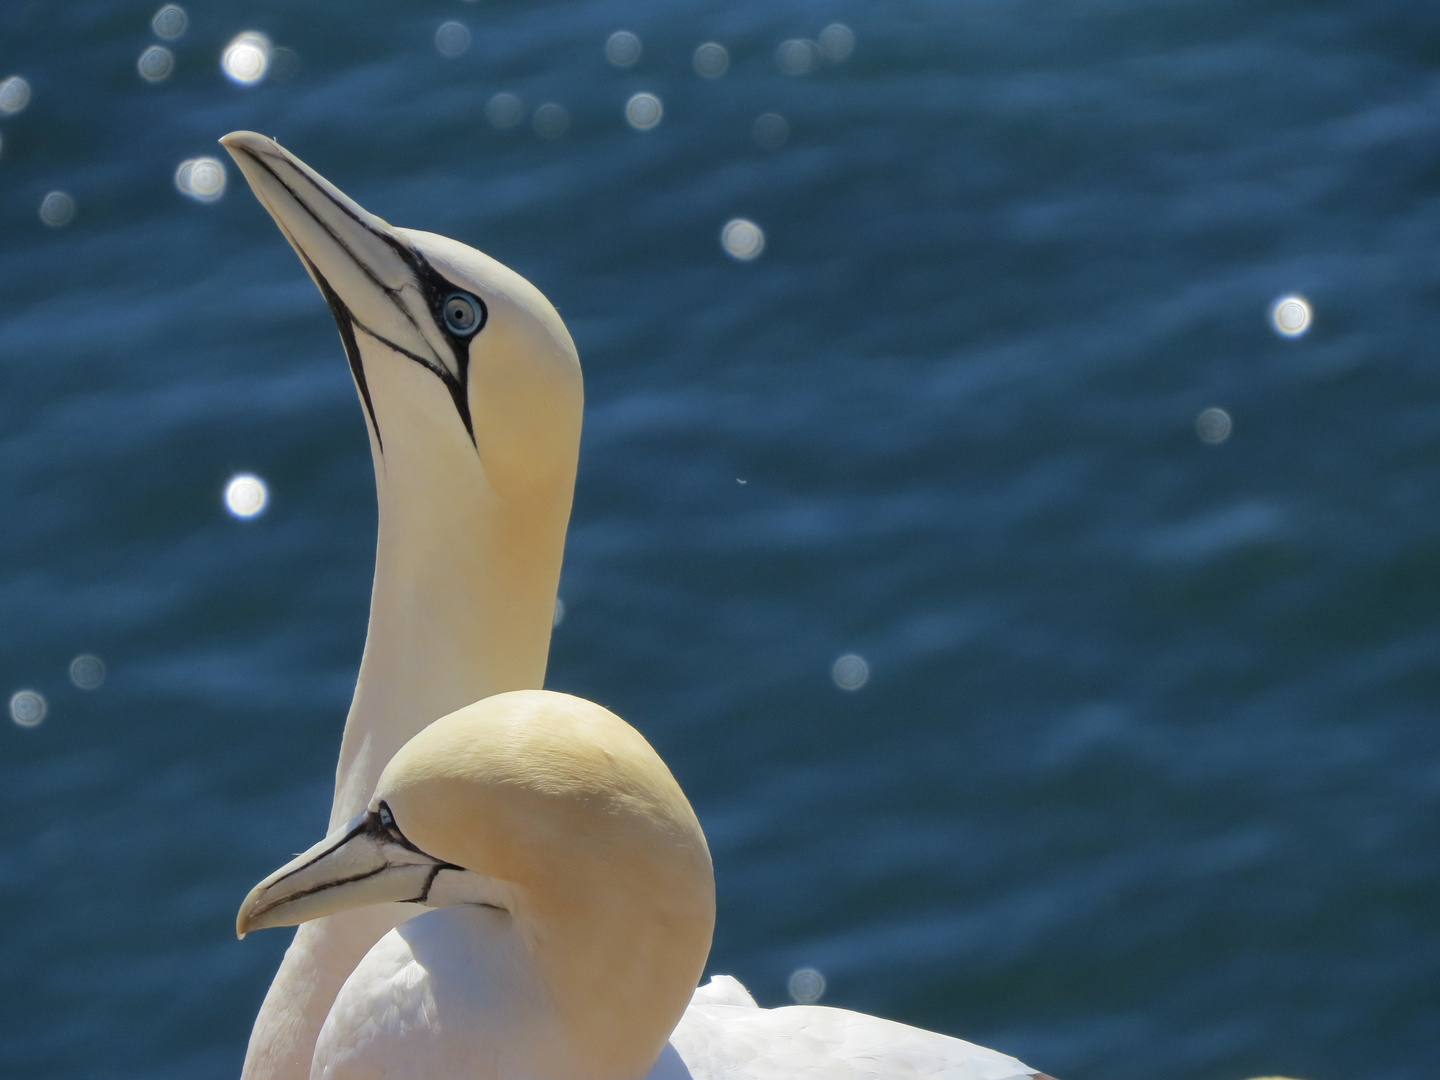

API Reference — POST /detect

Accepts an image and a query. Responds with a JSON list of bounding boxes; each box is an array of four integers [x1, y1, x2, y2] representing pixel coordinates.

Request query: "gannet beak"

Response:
[[236, 806, 456, 939], [219, 131, 466, 440]]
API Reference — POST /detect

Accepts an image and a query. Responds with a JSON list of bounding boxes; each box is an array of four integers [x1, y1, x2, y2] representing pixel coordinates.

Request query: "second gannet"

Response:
[[220, 133, 584, 1080], [238, 690, 1058, 1080]]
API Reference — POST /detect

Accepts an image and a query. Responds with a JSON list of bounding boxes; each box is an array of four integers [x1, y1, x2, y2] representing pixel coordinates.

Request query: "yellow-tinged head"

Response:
[[237, 690, 715, 1080], [381, 690, 711, 901], [220, 131, 583, 502]]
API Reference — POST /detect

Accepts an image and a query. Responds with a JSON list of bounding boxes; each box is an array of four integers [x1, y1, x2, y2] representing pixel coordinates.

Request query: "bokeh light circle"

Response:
[[625, 92, 663, 131], [753, 113, 788, 148], [788, 968, 826, 1004], [693, 42, 729, 78], [151, 5, 188, 40], [10, 690, 47, 727], [721, 218, 765, 261], [137, 45, 174, 83], [486, 92, 524, 130], [606, 30, 642, 68], [222, 32, 271, 85], [818, 24, 856, 61], [776, 39, 820, 75], [1271, 295, 1312, 338], [69, 655, 106, 691], [1196, 407, 1233, 445], [832, 653, 869, 691], [533, 103, 570, 139], [39, 191, 75, 227], [225, 474, 268, 518], [175, 157, 227, 202], [0, 76, 32, 115], [435, 22, 471, 57]]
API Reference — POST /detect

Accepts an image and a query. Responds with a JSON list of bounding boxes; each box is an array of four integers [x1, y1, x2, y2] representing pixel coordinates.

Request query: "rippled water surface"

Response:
[[2, 2, 1439, 1078]]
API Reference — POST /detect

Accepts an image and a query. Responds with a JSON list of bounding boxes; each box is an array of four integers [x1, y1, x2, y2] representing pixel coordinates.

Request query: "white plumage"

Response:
[[237, 692, 1053, 1080], [221, 131, 583, 1080], [223, 137, 1055, 1080], [666, 976, 1038, 1080]]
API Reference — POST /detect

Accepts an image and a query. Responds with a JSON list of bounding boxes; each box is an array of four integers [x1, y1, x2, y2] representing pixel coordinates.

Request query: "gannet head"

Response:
[[237, 690, 715, 1079], [219, 131, 582, 501]]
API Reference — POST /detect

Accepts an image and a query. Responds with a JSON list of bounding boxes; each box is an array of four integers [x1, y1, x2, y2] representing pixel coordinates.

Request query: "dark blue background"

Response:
[[2, 2, 1438, 1078]]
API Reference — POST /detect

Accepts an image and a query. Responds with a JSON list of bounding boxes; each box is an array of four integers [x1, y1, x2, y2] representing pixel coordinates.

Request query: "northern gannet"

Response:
[[238, 690, 1058, 1080], [220, 133, 584, 1080]]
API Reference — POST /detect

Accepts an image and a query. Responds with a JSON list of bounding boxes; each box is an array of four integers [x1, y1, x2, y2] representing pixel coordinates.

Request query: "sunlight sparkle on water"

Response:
[[39, 192, 75, 227], [832, 654, 869, 691], [721, 219, 765, 261], [486, 93, 524, 130], [69, 655, 106, 691], [1271, 295, 1312, 338], [222, 32, 270, 85], [693, 42, 729, 78], [788, 968, 826, 1004], [776, 39, 820, 75], [151, 5, 187, 40], [175, 157, 226, 202], [553, 597, 565, 629], [435, 22, 471, 57], [10, 690, 47, 727], [1196, 407, 1232, 445], [625, 93, 663, 131], [225, 474, 268, 518], [818, 24, 856, 62], [138, 45, 174, 83], [606, 31, 641, 68], [753, 113, 788, 148], [0, 76, 32, 115]]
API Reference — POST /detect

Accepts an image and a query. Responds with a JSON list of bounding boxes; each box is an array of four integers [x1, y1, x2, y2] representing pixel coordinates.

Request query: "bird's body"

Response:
[[224, 136, 1056, 1080], [238, 691, 1053, 1080], [667, 977, 1040, 1080], [316, 946, 1042, 1080]]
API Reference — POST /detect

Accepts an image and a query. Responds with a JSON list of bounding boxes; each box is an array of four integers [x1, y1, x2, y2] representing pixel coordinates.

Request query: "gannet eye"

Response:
[[441, 292, 483, 336]]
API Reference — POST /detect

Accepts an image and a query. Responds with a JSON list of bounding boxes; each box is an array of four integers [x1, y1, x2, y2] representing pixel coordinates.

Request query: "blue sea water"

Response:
[[2, 2, 1439, 1078]]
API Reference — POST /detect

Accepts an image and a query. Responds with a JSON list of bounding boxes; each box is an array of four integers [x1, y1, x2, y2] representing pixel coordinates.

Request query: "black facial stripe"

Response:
[[235, 143, 483, 447], [369, 801, 434, 857], [240, 147, 436, 354], [414, 863, 447, 905], [300, 251, 384, 452], [349, 321, 476, 444]]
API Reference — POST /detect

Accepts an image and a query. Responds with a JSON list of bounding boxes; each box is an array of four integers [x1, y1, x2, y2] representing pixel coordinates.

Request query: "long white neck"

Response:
[[326, 336, 575, 828], [329, 463, 570, 829]]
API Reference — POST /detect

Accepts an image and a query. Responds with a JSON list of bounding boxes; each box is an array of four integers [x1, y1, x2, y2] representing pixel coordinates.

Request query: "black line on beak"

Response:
[[303, 251, 384, 453], [233, 141, 477, 447]]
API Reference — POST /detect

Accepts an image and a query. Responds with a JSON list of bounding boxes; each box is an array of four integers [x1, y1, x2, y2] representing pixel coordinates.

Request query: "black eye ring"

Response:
[[441, 292, 485, 337]]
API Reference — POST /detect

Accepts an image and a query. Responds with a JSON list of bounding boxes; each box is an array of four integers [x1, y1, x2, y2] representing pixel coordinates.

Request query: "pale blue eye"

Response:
[[442, 293, 481, 335]]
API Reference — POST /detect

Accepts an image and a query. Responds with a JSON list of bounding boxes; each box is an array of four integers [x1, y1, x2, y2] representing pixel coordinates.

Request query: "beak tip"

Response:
[[218, 130, 278, 164]]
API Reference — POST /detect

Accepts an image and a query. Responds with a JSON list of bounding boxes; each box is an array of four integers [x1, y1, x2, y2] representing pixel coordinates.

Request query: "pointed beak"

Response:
[[218, 131, 453, 379], [236, 808, 455, 939]]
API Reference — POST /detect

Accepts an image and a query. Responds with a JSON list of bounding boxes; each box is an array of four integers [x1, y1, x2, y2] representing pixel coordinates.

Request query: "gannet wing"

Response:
[[665, 977, 1045, 1080]]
